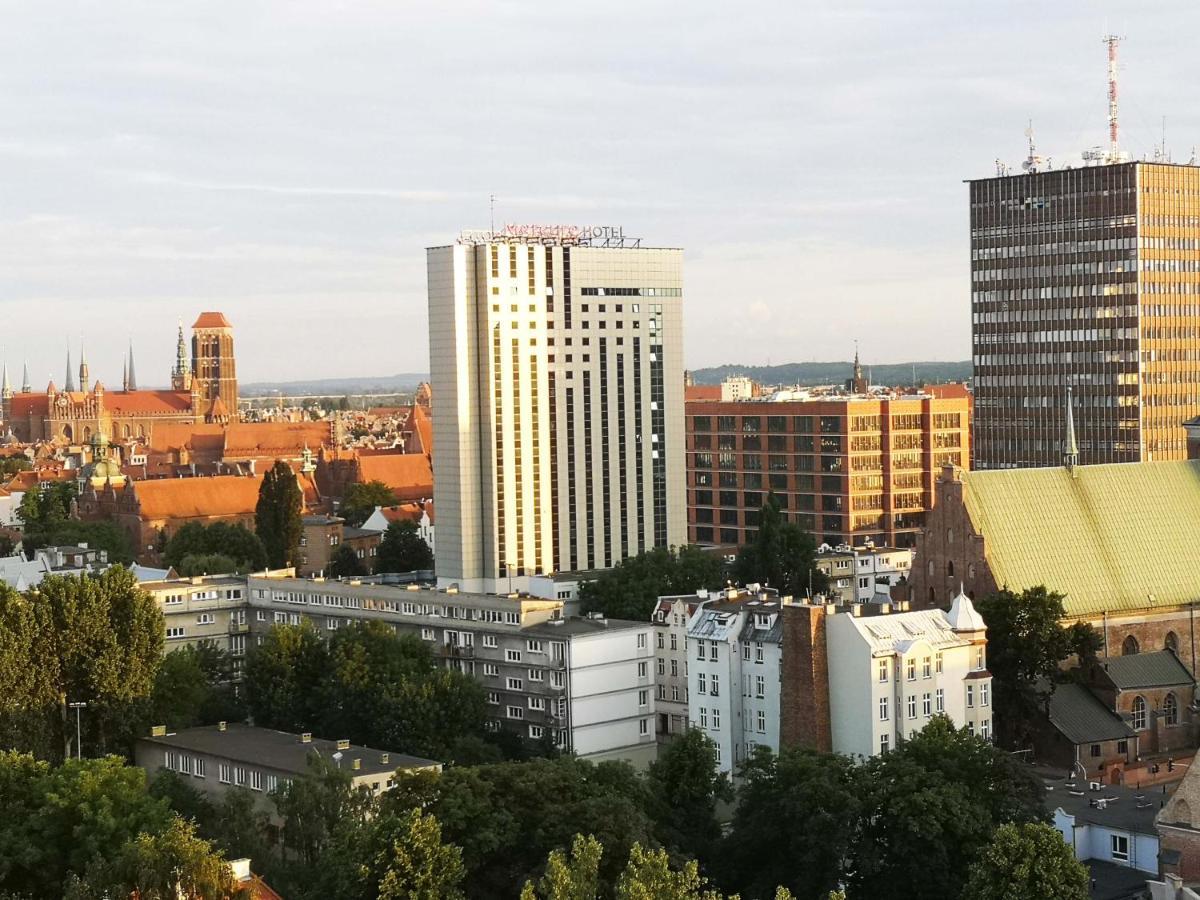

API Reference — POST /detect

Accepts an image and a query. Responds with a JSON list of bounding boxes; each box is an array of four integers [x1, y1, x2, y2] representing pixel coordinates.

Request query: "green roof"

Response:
[[962, 460, 1200, 617], [1099, 651, 1194, 689], [1046, 682, 1136, 745]]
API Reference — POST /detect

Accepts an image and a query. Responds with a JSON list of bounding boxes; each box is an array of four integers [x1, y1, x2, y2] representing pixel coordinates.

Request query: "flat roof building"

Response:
[[428, 227, 685, 594]]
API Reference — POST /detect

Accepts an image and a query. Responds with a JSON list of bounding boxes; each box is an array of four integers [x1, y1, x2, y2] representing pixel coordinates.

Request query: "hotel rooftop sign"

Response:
[[458, 223, 639, 248]]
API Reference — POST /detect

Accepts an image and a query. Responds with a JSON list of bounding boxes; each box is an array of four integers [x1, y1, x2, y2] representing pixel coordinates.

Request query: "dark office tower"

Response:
[[970, 162, 1200, 468]]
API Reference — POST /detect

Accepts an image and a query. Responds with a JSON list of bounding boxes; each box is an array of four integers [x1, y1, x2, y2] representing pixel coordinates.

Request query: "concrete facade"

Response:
[[428, 236, 686, 594]]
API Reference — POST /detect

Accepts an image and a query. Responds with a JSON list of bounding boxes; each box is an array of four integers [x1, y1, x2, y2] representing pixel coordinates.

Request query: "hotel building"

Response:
[[427, 227, 686, 594]]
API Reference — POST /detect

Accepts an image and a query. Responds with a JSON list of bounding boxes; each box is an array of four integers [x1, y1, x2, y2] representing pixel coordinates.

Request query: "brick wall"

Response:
[[908, 466, 996, 609], [780, 602, 832, 752]]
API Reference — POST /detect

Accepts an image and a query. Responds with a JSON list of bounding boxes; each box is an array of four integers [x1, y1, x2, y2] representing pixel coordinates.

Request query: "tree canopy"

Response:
[[328, 542, 368, 578], [163, 521, 267, 573], [341, 480, 398, 527], [975, 585, 1101, 746], [255, 461, 303, 569], [377, 519, 433, 574], [579, 545, 723, 621], [733, 494, 828, 598], [963, 822, 1089, 900]]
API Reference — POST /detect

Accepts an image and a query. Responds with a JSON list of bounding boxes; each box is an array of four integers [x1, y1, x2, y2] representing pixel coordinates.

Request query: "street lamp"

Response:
[[68, 701, 87, 760]]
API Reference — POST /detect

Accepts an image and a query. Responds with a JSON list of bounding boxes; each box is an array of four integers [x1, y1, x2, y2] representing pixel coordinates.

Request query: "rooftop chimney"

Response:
[[301, 732, 312, 743]]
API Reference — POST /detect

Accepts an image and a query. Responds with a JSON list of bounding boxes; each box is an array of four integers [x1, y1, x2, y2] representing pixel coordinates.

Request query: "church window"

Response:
[[1131, 695, 1147, 730], [1122, 635, 1139, 656]]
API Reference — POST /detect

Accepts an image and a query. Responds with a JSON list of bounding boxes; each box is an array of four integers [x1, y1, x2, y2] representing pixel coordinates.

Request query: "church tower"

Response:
[[190, 312, 237, 421], [171, 323, 191, 391]]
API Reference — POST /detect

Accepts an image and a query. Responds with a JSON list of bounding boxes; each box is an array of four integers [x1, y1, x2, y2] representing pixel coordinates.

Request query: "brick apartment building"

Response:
[[686, 390, 970, 550]]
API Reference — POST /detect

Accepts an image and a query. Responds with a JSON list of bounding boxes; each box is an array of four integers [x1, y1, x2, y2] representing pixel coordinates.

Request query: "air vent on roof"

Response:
[[352, 758, 361, 771], [301, 732, 312, 743], [381, 753, 390, 764], [218, 721, 227, 732], [337, 739, 351, 750]]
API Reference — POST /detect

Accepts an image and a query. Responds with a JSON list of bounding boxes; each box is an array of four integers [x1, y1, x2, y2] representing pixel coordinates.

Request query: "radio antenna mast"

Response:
[[489, 194, 496, 235], [1104, 34, 1123, 162]]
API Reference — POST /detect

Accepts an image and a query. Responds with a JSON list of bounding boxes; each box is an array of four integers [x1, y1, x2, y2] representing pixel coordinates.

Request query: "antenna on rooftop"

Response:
[[489, 194, 496, 236], [1104, 33, 1123, 161], [1022, 120, 1045, 173]]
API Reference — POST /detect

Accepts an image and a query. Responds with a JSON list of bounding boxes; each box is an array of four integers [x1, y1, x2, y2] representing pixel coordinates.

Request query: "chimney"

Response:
[[336, 739, 350, 750], [381, 752, 390, 765], [301, 732, 312, 743], [218, 721, 227, 732], [779, 602, 832, 753], [352, 758, 361, 771]]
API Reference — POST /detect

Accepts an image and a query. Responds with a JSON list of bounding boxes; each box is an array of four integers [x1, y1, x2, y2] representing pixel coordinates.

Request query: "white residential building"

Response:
[[427, 229, 686, 594], [823, 590, 991, 757], [851, 544, 913, 601], [686, 587, 781, 774]]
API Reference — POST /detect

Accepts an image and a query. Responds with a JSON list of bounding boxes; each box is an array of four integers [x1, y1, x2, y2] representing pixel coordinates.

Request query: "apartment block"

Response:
[[243, 574, 657, 766], [686, 588, 782, 774], [142, 574, 250, 664], [781, 590, 992, 758], [686, 391, 970, 550], [427, 228, 686, 594], [816, 543, 914, 604], [970, 162, 1200, 467], [651, 593, 703, 739]]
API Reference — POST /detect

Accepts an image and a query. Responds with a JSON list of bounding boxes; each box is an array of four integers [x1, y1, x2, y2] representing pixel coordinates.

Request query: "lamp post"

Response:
[[68, 701, 87, 759]]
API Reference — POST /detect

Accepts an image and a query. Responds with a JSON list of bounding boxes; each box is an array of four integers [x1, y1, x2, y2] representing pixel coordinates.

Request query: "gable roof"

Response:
[[224, 422, 329, 457], [1045, 682, 1137, 745], [106, 390, 194, 415], [130, 475, 264, 520], [405, 403, 432, 457], [192, 311, 232, 329], [962, 459, 1200, 617], [356, 453, 433, 500], [1099, 650, 1195, 690]]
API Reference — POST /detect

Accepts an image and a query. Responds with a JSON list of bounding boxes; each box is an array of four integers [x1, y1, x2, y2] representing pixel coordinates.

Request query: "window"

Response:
[[529, 725, 544, 739], [1117, 740, 1128, 754], [757, 709, 766, 733], [755, 675, 765, 699], [709, 643, 719, 662], [698, 673, 707, 694], [487, 691, 500, 704], [907, 695, 917, 719], [879, 697, 889, 721], [975, 647, 985, 670], [506, 677, 523, 691], [250, 771, 263, 792], [637, 633, 647, 650], [527, 639, 544, 654], [266, 774, 278, 792], [1132, 695, 1147, 730], [234, 767, 246, 786], [507, 706, 525, 719], [699, 708, 708, 728], [878, 660, 888, 683], [506, 649, 522, 662], [981, 683, 990, 707], [712, 708, 720, 729], [922, 693, 932, 717], [922, 656, 931, 678], [1165, 692, 1179, 726], [935, 652, 943, 674], [742, 642, 751, 661], [658, 633, 665, 650], [193, 758, 205, 778], [638, 690, 648, 707], [755, 642, 763, 663], [421, 628, 434, 641], [1111, 834, 1129, 862], [657, 658, 665, 676], [1090, 743, 1102, 758], [639, 719, 649, 736], [528, 668, 544, 682], [671, 659, 678, 677], [1166, 631, 1180, 654], [935, 688, 944, 713], [1122, 635, 1139, 656], [166, 627, 186, 639], [880, 733, 889, 754], [670, 634, 677, 651], [696, 639, 706, 660], [197, 613, 215, 625], [966, 684, 974, 708], [219, 764, 231, 784], [906, 658, 915, 681], [528, 696, 546, 711], [484, 663, 499, 677], [710, 674, 719, 697], [638, 661, 648, 678], [482, 634, 498, 648]]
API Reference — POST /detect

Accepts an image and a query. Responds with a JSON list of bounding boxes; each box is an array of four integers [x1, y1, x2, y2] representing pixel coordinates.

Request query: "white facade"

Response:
[[720, 376, 755, 402], [652, 594, 699, 738], [851, 545, 914, 601], [824, 591, 991, 758], [428, 236, 686, 594], [686, 589, 781, 774], [1054, 805, 1158, 874]]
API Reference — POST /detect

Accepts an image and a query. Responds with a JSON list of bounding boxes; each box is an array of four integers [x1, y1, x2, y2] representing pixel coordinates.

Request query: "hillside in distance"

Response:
[[690, 360, 972, 387], [240, 373, 428, 397]]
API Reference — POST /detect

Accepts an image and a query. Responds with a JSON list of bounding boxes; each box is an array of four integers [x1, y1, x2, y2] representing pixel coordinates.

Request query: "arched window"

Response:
[[1165, 693, 1179, 727], [1165, 631, 1180, 654], [927, 560, 935, 578], [967, 563, 976, 580], [947, 528, 954, 544], [928, 587, 935, 604], [1132, 695, 1147, 731], [123, 424, 131, 439], [63, 424, 72, 441], [947, 561, 955, 578], [83, 426, 91, 442], [1122, 635, 1140, 656]]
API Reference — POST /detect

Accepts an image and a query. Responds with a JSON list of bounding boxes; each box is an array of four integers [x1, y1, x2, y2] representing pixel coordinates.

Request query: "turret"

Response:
[[171, 322, 191, 390], [65, 346, 76, 393], [78, 341, 89, 391], [126, 341, 138, 391], [20, 362, 30, 394], [1063, 385, 1079, 472]]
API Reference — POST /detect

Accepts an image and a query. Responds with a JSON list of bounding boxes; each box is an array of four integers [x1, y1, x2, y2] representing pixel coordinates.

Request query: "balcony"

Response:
[[440, 644, 475, 659], [229, 621, 249, 635]]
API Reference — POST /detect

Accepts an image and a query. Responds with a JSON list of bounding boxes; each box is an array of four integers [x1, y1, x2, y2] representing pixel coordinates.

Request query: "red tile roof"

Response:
[[685, 385, 722, 402], [224, 422, 329, 457], [131, 475, 264, 520], [106, 390, 194, 415], [407, 403, 432, 457], [192, 311, 232, 329], [148, 423, 225, 453], [9, 394, 49, 417], [926, 383, 972, 400], [356, 452, 433, 501]]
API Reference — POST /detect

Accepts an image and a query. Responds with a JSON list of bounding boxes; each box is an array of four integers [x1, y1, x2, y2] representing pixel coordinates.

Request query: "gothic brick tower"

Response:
[[190, 312, 238, 422]]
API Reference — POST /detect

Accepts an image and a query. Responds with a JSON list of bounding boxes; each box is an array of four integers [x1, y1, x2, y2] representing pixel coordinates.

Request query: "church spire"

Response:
[[127, 340, 138, 391], [1, 361, 11, 401], [1064, 386, 1080, 471], [122, 354, 128, 392], [65, 345, 76, 393], [78, 339, 89, 390], [172, 321, 191, 390], [21, 361, 30, 393]]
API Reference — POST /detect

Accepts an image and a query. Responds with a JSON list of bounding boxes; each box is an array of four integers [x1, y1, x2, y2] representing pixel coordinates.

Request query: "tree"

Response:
[[646, 729, 730, 862], [0, 456, 30, 478], [616, 845, 724, 900], [164, 521, 267, 573], [66, 817, 248, 900], [5, 568, 163, 760], [520, 834, 603, 900], [150, 641, 244, 731], [579, 545, 723, 621], [377, 520, 433, 574], [719, 746, 861, 900], [328, 542, 367, 578], [341, 480, 398, 527], [20, 518, 134, 564], [963, 822, 1089, 900], [243, 622, 330, 734], [733, 494, 828, 597], [848, 716, 1045, 900], [975, 586, 1101, 746], [376, 809, 466, 900], [255, 460, 303, 568]]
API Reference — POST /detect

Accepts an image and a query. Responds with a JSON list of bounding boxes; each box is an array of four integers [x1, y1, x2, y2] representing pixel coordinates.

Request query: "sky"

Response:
[[2, 1, 1197, 384]]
